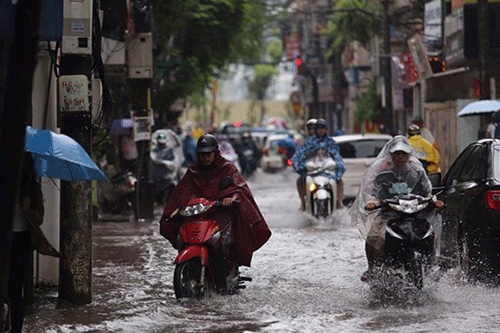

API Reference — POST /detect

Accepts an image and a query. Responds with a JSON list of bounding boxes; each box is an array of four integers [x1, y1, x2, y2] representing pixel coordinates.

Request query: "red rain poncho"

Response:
[[159, 150, 271, 267]]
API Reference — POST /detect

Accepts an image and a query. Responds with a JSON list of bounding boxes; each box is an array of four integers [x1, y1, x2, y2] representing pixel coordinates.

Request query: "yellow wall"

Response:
[[180, 100, 292, 127]]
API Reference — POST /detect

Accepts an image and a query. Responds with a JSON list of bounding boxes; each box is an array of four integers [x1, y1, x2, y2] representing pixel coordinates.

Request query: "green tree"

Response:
[[248, 64, 277, 123], [324, 0, 382, 55], [354, 80, 382, 124], [151, 0, 267, 118]]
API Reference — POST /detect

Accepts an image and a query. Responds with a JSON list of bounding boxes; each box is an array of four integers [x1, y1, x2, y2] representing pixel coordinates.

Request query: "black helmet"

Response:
[[316, 118, 327, 128], [306, 118, 317, 129], [407, 124, 421, 136], [196, 134, 218, 153]]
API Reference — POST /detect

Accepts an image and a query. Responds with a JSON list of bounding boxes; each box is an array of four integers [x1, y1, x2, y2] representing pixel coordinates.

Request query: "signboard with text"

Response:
[[59, 75, 89, 112]]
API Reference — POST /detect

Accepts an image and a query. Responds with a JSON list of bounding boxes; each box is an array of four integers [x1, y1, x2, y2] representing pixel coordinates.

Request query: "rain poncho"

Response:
[[159, 149, 271, 267], [349, 136, 440, 248], [292, 135, 345, 180], [408, 134, 441, 173]]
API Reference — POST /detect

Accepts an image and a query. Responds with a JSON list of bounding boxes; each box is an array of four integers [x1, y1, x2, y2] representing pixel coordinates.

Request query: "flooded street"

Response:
[[25, 168, 500, 332]]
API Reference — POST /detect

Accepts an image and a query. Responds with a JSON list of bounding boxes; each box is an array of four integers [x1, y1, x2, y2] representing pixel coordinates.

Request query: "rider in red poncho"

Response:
[[159, 134, 271, 270]]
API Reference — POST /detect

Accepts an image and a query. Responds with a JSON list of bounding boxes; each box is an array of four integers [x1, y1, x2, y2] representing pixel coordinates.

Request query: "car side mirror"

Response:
[[428, 172, 442, 188], [219, 177, 233, 190]]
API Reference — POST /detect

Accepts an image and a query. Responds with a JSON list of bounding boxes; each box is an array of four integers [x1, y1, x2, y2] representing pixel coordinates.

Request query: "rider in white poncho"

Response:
[[348, 135, 443, 281]]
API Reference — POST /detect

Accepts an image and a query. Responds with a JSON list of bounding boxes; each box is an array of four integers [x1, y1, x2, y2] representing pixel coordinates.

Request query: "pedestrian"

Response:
[[8, 153, 44, 333], [411, 115, 438, 150], [120, 128, 138, 174]]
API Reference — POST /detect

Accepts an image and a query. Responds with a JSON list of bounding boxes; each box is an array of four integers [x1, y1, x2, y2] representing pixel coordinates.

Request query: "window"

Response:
[[339, 139, 389, 158], [459, 145, 487, 182], [444, 146, 474, 187]]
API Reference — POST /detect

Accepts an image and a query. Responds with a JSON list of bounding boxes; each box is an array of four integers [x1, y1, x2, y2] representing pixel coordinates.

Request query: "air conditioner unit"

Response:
[[127, 33, 153, 79], [62, 0, 92, 55]]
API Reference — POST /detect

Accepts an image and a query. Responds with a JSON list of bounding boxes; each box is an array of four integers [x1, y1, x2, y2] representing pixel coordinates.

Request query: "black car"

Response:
[[437, 139, 500, 283]]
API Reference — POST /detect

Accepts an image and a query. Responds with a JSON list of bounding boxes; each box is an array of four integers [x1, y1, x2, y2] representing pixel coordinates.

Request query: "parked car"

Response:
[[260, 133, 290, 172], [333, 134, 393, 204], [435, 139, 500, 284]]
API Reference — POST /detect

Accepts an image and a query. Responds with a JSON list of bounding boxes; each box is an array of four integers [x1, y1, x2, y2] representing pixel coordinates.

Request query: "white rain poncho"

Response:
[[348, 136, 441, 248]]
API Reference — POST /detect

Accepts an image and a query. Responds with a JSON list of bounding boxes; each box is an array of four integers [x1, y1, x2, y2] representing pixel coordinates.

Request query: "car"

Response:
[[436, 138, 500, 284], [260, 133, 291, 172], [333, 134, 393, 204]]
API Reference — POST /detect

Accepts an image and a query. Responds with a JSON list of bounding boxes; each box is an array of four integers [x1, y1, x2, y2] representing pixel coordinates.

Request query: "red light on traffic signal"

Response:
[[295, 56, 303, 68]]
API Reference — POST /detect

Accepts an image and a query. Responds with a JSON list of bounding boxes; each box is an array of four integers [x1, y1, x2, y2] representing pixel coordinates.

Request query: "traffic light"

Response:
[[295, 56, 306, 75]]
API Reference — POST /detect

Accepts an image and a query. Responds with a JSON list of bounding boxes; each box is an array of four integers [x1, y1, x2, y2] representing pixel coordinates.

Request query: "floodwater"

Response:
[[24, 168, 500, 332]]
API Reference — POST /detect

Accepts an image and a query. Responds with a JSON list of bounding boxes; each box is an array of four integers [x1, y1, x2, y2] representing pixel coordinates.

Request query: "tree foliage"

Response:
[[324, 0, 382, 55], [354, 80, 382, 123], [151, 0, 265, 113]]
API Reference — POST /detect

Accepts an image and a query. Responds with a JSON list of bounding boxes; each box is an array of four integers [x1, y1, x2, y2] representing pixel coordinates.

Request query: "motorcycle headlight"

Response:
[[389, 200, 428, 214], [309, 183, 317, 192], [180, 203, 212, 217]]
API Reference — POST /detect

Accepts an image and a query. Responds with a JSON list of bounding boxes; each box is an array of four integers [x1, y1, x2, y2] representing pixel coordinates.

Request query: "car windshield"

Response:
[[338, 139, 388, 158]]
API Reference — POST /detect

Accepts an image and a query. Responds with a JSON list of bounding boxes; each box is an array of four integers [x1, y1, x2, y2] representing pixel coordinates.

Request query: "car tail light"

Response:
[[485, 190, 500, 210], [263, 148, 269, 156]]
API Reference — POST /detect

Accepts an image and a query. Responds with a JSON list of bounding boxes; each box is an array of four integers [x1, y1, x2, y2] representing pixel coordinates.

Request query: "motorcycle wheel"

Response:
[[407, 262, 424, 290], [316, 199, 329, 218], [174, 258, 209, 299]]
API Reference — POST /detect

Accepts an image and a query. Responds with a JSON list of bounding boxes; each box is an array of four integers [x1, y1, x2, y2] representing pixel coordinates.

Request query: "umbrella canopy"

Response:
[[457, 100, 500, 117], [110, 118, 133, 135], [25, 126, 107, 181]]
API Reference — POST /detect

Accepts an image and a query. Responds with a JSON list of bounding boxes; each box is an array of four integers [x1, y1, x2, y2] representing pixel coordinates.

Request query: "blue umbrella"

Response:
[[25, 126, 107, 181]]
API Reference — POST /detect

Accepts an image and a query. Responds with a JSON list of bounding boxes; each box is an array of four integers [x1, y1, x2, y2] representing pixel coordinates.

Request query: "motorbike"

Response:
[[304, 149, 338, 218], [370, 193, 437, 290], [173, 197, 251, 299], [239, 148, 257, 178], [100, 169, 137, 214]]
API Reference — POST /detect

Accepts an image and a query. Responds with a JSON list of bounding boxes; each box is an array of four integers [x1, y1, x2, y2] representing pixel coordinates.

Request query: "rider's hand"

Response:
[[222, 197, 237, 206], [434, 200, 445, 209], [365, 201, 377, 211]]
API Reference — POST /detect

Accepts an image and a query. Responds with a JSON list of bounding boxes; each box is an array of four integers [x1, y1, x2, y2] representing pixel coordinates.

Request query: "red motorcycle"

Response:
[[173, 197, 251, 299]]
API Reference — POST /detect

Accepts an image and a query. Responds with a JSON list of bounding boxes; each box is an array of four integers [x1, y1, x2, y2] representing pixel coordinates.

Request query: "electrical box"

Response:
[[127, 33, 153, 79], [62, 0, 93, 55]]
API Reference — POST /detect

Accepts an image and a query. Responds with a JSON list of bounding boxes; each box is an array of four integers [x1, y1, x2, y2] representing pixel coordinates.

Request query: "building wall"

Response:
[[31, 47, 60, 285], [180, 100, 293, 128]]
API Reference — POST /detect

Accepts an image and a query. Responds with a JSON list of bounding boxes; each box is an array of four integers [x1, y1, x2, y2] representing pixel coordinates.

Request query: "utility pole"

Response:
[[127, 9, 154, 220], [381, 0, 394, 134], [478, 0, 490, 99], [58, 0, 94, 304], [0, 0, 41, 314]]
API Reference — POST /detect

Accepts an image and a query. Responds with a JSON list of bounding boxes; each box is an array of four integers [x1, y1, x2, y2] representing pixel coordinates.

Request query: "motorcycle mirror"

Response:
[[219, 177, 234, 190]]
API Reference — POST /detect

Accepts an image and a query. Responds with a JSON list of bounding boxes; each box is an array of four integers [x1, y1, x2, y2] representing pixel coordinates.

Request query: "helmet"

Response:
[[306, 118, 317, 129], [316, 118, 327, 128], [156, 133, 168, 144], [407, 124, 421, 136], [196, 134, 218, 153]]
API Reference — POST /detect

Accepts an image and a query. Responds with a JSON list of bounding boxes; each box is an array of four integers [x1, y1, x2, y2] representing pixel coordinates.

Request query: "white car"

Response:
[[260, 133, 290, 172], [333, 134, 393, 203]]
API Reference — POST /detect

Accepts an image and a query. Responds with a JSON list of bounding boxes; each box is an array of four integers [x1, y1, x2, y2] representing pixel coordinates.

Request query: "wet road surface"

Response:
[[23, 168, 500, 332]]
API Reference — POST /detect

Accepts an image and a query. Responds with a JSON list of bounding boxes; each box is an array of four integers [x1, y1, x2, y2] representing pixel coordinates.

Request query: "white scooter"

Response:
[[304, 149, 338, 218]]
